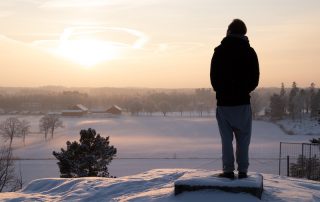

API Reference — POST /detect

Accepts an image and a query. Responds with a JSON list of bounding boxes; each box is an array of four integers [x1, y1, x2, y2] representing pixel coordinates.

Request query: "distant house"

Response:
[[70, 104, 89, 113], [62, 104, 88, 117], [61, 110, 84, 117], [106, 105, 122, 115]]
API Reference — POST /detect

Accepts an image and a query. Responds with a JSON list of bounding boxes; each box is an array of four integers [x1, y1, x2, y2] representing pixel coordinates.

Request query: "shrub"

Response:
[[53, 128, 117, 178]]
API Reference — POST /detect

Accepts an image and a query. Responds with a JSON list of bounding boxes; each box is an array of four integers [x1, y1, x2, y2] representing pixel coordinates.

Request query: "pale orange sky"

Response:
[[0, 0, 320, 88]]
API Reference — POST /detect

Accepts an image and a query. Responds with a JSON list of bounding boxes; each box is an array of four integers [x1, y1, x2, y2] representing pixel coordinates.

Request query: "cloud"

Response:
[[26, 26, 150, 66], [40, 0, 116, 8], [30, 26, 149, 50], [40, 0, 157, 8]]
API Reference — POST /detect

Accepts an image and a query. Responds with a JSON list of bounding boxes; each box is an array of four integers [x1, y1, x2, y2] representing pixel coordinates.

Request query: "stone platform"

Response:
[[174, 173, 263, 199]]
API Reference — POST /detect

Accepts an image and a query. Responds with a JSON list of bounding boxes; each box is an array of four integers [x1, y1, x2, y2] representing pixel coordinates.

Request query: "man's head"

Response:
[[227, 19, 247, 36]]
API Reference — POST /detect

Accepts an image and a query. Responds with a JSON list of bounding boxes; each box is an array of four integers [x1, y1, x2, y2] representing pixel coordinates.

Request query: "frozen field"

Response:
[[0, 115, 318, 186]]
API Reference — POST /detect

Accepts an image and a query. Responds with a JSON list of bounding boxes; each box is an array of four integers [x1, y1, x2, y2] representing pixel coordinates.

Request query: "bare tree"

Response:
[[128, 100, 143, 116], [0, 146, 23, 192], [49, 115, 63, 139], [195, 102, 203, 117], [177, 105, 184, 116], [39, 115, 63, 140], [159, 101, 170, 117], [39, 116, 50, 140], [143, 100, 157, 116], [20, 120, 30, 146], [0, 117, 22, 148]]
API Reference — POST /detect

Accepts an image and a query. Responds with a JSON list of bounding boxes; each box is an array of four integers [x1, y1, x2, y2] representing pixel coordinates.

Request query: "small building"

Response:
[[106, 105, 122, 115], [70, 104, 89, 113], [62, 104, 88, 117], [61, 110, 84, 117]]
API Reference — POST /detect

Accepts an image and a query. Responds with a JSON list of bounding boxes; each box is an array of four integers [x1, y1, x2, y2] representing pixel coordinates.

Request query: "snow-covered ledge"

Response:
[[174, 173, 263, 199]]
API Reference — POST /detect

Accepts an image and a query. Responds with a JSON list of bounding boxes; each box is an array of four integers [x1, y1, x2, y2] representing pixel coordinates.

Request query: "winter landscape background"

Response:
[[0, 112, 320, 201], [0, 85, 319, 202], [1, 110, 319, 185]]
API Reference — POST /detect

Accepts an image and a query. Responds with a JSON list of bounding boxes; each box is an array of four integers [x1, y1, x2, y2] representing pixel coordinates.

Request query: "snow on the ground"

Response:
[[175, 172, 262, 188], [0, 115, 319, 186], [277, 118, 320, 136], [0, 169, 319, 202], [5, 115, 318, 159]]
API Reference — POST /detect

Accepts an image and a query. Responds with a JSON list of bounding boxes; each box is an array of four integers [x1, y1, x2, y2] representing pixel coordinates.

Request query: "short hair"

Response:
[[227, 19, 247, 35]]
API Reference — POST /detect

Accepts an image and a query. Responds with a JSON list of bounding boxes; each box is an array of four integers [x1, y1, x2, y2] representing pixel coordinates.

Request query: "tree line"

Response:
[[268, 82, 320, 120], [0, 88, 216, 117]]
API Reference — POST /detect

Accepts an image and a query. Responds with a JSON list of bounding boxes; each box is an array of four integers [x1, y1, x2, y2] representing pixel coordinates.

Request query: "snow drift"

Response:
[[0, 169, 319, 202]]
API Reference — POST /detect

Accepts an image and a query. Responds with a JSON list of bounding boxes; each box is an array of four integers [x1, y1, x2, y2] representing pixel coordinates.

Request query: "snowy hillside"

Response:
[[0, 169, 319, 202]]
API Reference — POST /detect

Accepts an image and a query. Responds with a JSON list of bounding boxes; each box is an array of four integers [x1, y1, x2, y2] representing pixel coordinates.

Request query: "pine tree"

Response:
[[269, 94, 285, 119], [279, 82, 287, 115], [288, 82, 299, 120], [305, 83, 315, 114], [310, 88, 320, 118], [310, 138, 320, 144], [280, 82, 286, 97], [53, 128, 117, 178], [290, 154, 320, 181], [269, 83, 286, 119]]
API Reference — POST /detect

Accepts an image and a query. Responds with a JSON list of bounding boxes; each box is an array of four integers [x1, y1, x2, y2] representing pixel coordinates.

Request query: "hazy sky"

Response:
[[1, 0, 320, 88]]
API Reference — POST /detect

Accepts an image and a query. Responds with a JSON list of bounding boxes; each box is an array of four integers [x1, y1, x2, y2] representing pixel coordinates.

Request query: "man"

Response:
[[210, 19, 259, 179]]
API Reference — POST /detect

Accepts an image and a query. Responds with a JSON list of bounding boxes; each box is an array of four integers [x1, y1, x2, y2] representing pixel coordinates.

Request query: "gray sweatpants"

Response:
[[216, 105, 252, 173]]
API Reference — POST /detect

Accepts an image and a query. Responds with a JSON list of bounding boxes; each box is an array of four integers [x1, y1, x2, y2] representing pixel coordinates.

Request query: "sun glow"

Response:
[[57, 38, 120, 67], [33, 26, 149, 68]]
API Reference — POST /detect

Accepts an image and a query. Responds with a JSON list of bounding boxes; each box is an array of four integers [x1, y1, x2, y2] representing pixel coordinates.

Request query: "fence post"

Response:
[[287, 155, 290, 177], [308, 144, 312, 179], [279, 142, 282, 175], [301, 143, 304, 178]]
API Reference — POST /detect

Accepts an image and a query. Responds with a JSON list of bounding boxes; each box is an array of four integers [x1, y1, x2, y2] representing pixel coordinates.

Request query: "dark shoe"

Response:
[[217, 172, 235, 179], [238, 172, 248, 179]]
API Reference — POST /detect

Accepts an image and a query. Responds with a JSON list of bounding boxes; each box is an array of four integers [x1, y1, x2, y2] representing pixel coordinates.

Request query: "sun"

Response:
[[57, 38, 120, 67], [42, 26, 148, 67]]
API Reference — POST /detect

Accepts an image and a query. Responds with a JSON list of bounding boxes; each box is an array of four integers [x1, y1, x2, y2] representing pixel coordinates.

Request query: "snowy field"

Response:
[[0, 115, 319, 186], [0, 169, 319, 202], [277, 118, 320, 135]]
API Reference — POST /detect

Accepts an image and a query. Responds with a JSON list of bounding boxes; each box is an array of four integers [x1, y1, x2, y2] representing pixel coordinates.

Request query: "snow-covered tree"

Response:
[[53, 128, 117, 178]]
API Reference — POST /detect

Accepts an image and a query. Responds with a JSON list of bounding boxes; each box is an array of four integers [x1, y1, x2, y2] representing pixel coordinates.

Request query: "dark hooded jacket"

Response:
[[210, 36, 259, 106]]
